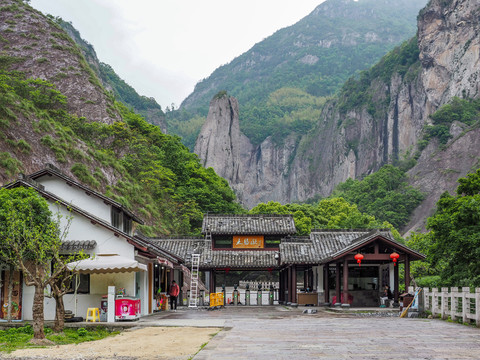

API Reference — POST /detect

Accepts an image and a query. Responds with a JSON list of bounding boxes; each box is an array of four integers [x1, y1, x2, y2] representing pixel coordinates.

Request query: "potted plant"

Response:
[[2, 301, 20, 318]]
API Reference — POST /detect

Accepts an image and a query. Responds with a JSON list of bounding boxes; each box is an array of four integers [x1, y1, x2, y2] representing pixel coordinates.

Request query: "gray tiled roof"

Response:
[[311, 229, 390, 262], [202, 214, 296, 235], [279, 237, 316, 264], [60, 240, 97, 251], [280, 229, 396, 265], [152, 238, 279, 268], [153, 229, 424, 268], [150, 238, 203, 261]]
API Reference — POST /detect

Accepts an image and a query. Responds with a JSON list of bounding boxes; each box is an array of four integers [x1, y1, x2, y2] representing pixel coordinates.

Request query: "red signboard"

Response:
[[233, 235, 264, 249]]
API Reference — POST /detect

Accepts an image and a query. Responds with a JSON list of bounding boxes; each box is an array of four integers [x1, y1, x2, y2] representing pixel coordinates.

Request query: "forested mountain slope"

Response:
[[0, 0, 242, 235], [169, 0, 426, 148], [58, 19, 167, 132], [195, 0, 480, 235]]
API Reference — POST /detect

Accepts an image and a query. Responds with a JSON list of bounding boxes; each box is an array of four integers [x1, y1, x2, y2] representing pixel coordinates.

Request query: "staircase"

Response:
[[188, 253, 200, 308]]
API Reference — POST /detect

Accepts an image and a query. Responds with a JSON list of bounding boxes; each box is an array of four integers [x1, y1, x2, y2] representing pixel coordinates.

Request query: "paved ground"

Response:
[[6, 306, 480, 359], [135, 306, 480, 359]]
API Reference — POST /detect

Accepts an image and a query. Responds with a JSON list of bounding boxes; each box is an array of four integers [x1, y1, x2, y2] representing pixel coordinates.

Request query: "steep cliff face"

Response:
[[195, 0, 480, 232], [194, 96, 253, 191], [0, 1, 120, 125], [194, 95, 300, 207]]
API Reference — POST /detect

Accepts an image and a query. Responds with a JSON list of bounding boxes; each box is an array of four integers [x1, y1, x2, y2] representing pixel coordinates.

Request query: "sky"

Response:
[[29, 0, 325, 109]]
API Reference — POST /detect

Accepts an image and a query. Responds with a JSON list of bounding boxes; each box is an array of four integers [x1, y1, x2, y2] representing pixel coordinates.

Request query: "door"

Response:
[[1, 270, 23, 320]]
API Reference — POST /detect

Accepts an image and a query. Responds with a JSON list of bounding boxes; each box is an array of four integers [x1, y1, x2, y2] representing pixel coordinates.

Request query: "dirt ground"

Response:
[[6, 327, 221, 360]]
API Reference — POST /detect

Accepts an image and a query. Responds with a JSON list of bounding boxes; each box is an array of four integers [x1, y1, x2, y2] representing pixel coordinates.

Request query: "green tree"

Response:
[[408, 169, 480, 286], [0, 188, 76, 340], [249, 198, 399, 237], [333, 165, 424, 228]]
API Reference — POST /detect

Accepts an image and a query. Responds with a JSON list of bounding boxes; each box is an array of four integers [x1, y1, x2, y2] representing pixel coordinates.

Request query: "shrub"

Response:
[[77, 328, 88, 337]]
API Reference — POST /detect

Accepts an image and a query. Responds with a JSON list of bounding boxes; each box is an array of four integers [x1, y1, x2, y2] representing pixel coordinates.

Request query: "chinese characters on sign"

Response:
[[233, 235, 264, 249]]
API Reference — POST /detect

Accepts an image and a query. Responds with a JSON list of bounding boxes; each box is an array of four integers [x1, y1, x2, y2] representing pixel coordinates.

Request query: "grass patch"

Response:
[[0, 326, 119, 353], [187, 330, 220, 360], [0, 152, 22, 176]]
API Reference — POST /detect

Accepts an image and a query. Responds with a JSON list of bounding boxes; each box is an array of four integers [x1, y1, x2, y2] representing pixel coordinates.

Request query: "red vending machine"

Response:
[[115, 297, 141, 321]]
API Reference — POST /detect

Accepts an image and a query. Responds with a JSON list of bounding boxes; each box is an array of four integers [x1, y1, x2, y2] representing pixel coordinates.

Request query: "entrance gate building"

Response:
[[152, 215, 425, 307]]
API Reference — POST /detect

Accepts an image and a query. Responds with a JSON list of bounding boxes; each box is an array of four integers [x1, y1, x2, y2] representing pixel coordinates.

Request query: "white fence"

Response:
[[422, 287, 480, 326]]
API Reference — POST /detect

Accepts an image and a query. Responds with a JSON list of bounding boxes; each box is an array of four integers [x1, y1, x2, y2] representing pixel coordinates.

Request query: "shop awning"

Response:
[[67, 254, 148, 274]]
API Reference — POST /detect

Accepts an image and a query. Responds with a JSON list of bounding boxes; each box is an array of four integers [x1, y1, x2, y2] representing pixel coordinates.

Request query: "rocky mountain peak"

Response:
[[194, 0, 480, 234], [194, 95, 252, 196]]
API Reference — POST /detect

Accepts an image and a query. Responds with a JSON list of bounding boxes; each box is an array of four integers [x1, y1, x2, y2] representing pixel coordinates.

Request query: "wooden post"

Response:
[[291, 265, 297, 303], [404, 256, 410, 290], [279, 270, 284, 304], [335, 263, 341, 306], [393, 262, 399, 306], [210, 270, 216, 294], [304, 269, 308, 290], [324, 264, 330, 304], [342, 258, 349, 307], [286, 266, 291, 303], [285, 268, 289, 303]]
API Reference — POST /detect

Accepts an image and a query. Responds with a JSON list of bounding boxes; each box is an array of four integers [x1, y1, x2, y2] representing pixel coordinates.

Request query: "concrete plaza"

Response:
[[139, 305, 480, 360]]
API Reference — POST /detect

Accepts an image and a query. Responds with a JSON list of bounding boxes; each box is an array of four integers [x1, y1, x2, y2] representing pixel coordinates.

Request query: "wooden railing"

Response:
[[421, 287, 480, 326]]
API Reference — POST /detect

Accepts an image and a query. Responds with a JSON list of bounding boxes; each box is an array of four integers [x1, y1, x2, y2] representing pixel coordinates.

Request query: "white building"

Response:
[[1, 164, 179, 321]]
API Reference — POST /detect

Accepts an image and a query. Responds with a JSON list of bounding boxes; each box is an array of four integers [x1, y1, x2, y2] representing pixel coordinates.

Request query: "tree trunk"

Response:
[[52, 289, 65, 333], [6, 266, 14, 323], [32, 285, 45, 339]]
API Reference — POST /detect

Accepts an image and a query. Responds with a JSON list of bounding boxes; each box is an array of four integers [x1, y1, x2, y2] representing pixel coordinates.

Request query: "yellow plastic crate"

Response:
[[209, 292, 224, 307]]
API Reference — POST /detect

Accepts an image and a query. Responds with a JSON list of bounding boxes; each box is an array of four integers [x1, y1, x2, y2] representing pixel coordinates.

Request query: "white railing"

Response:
[[422, 287, 480, 326]]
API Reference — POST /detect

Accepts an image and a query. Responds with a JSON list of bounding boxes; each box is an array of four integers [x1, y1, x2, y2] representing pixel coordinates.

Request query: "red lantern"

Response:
[[354, 253, 364, 266], [390, 252, 400, 266]]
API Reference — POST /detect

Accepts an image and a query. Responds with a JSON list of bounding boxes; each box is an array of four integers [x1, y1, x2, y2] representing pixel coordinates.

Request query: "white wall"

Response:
[[19, 196, 138, 321], [36, 175, 112, 224], [22, 272, 139, 321], [49, 202, 134, 258]]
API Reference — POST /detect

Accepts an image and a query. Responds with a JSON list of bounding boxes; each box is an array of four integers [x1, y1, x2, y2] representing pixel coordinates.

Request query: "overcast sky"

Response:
[[29, 0, 324, 109]]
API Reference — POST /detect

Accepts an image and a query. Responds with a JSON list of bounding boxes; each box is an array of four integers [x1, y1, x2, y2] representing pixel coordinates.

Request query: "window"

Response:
[[265, 236, 281, 248], [111, 207, 121, 229], [66, 273, 90, 294], [213, 236, 232, 249], [123, 214, 132, 235], [51, 257, 90, 294]]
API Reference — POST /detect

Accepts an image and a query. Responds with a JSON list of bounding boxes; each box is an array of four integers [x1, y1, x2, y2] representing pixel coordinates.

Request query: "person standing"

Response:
[[169, 280, 180, 311]]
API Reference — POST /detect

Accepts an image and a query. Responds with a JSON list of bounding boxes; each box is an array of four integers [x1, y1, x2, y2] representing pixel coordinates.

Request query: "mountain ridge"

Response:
[[0, 0, 241, 235], [194, 0, 480, 235]]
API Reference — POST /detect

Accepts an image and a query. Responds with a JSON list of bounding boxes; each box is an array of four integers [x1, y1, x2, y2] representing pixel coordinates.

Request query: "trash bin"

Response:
[[400, 293, 414, 310]]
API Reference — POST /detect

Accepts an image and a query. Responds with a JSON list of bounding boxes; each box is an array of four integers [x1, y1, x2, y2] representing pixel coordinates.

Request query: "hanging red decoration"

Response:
[[354, 253, 364, 266], [390, 252, 400, 266]]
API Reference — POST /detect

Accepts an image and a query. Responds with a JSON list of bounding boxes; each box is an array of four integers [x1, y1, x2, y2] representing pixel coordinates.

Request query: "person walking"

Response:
[[169, 280, 180, 311]]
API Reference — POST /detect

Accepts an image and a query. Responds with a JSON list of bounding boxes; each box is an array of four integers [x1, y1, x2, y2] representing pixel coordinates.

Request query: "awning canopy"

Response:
[[67, 254, 148, 274]]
